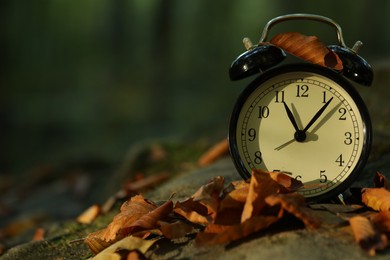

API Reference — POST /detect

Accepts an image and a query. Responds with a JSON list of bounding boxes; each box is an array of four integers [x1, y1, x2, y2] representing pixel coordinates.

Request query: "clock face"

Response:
[[229, 64, 371, 201]]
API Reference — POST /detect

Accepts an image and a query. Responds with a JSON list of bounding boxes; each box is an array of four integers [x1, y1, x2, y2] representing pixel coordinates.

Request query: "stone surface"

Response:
[[4, 154, 390, 259]]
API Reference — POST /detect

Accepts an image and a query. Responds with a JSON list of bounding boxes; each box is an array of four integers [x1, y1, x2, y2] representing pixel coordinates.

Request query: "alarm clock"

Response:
[[228, 14, 373, 202]]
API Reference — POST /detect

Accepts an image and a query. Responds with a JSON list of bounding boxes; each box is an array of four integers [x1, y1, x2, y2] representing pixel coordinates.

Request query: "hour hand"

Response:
[[283, 101, 300, 132]]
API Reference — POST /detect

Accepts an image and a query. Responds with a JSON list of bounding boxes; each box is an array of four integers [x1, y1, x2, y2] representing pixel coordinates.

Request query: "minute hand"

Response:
[[303, 97, 334, 132]]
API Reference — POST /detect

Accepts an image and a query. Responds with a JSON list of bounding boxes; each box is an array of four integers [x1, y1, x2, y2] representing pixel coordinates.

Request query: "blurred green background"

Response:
[[2, 0, 390, 174]]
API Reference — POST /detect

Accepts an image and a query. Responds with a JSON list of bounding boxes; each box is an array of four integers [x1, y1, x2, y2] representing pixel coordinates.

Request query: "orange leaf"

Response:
[[269, 171, 303, 191], [214, 208, 243, 225], [123, 172, 170, 194], [374, 172, 390, 190], [265, 193, 321, 230], [174, 176, 224, 224], [371, 211, 390, 233], [101, 195, 157, 242], [219, 180, 249, 212], [362, 188, 390, 211], [270, 32, 343, 70], [32, 228, 45, 241], [174, 198, 213, 224], [196, 215, 279, 246], [117, 200, 173, 238], [241, 169, 285, 223], [90, 236, 157, 260], [158, 220, 194, 239], [349, 215, 388, 256], [198, 139, 229, 167], [77, 204, 101, 224], [85, 229, 113, 254]]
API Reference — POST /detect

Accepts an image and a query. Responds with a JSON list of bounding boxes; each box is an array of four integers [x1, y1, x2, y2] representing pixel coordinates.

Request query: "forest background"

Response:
[[2, 0, 390, 175]]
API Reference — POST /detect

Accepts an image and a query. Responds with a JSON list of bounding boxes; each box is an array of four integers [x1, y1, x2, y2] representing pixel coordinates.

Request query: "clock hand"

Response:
[[274, 138, 295, 151], [283, 101, 300, 132], [303, 97, 334, 133], [283, 101, 307, 142]]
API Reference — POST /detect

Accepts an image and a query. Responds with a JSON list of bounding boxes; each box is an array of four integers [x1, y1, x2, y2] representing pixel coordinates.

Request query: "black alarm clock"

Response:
[[228, 14, 373, 202]]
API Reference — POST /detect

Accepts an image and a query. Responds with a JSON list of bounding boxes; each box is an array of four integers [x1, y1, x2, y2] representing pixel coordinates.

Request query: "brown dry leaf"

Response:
[[269, 171, 303, 191], [174, 199, 211, 224], [117, 200, 173, 239], [270, 32, 343, 70], [0, 215, 46, 239], [374, 172, 390, 190], [241, 169, 285, 223], [196, 215, 279, 246], [125, 250, 146, 260], [32, 227, 45, 241], [90, 236, 157, 260], [174, 176, 225, 224], [85, 229, 113, 254], [77, 204, 101, 224], [101, 195, 157, 242], [123, 172, 170, 194], [219, 180, 249, 212], [101, 173, 170, 214], [85, 199, 171, 254], [265, 193, 321, 230], [371, 211, 390, 233], [198, 138, 229, 167], [159, 220, 194, 239], [362, 188, 390, 211], [215, 208, 243, 226], [349, 215, 388, 256]]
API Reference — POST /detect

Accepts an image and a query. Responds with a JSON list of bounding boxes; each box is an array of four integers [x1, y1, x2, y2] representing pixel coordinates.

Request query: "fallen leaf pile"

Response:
[[84, 169, 322, 258], [347, 172, 390, 256], [269, 32, 343, 70], [82, 169, 390, 258]]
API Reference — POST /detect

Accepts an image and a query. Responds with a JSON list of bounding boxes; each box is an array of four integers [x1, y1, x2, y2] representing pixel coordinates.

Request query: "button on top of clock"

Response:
[[328, 45, 373, 86], [229, 44, 286, 81]]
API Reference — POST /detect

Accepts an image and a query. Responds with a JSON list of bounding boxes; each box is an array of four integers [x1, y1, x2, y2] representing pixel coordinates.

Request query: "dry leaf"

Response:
[[102, 195, 157, 242], [159, 220, 194, 239], [123, 172, 170, 194], [219, 181, 249, 212], [174, 176, 224, 224], [349, 215, 388, 256], [214, 208, 243, 225], [84, 199, 171, 254], [270, 32, 343, 70], [362, 188, 390, 211], [32, 228, 45, 241], [91, 236, 157, 260], [125, 250, 146, 260], [198, 138, 229, 166], [269, 171, 303, 191], [101, 173, 170, 214], [77, 204, 101, 224], [265, 193, 321, 230], [371, 211, 390, 233], [85, 229, 113, 254], [196, 215, 279, 246], [117, 200, 173, 238], [174, 198, 213, 225], [374, 172, 390, 190], [0, 215, 46, 239], [241, 169, 285, 223]]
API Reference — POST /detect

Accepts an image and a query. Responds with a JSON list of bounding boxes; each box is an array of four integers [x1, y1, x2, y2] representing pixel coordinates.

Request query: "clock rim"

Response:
[[228, 63, 372, 202]]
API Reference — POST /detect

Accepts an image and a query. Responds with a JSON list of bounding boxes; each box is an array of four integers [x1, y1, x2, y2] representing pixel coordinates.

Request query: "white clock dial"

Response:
[[229, 65, 371, 200]]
